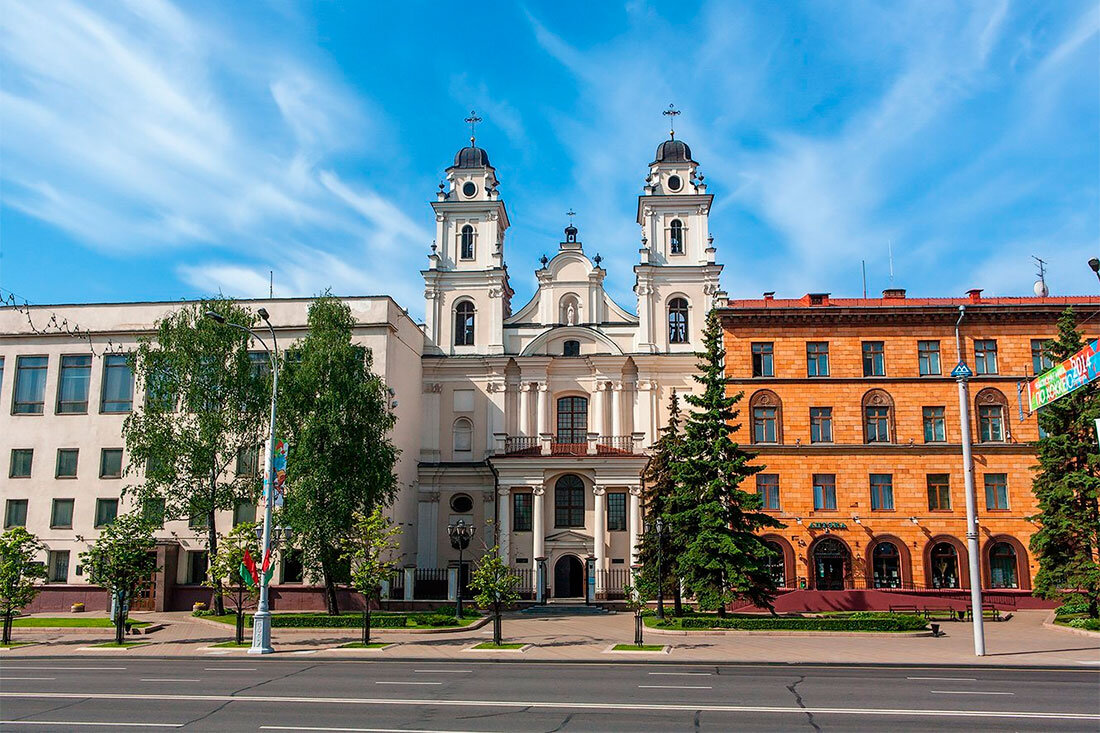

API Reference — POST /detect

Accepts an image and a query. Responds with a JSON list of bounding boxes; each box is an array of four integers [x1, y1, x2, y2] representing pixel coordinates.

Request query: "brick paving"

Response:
[[3, 609, 1097, 667]]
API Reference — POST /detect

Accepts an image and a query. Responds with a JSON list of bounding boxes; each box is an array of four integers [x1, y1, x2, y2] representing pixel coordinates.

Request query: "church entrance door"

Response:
[[554, 555, 584, 598]]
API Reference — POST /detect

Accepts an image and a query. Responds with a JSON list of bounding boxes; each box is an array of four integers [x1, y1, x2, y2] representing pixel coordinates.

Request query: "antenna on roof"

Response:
[[1032, 255, 1049, 297], [862, 260, 867, 299], [269, 270, 274, 299]]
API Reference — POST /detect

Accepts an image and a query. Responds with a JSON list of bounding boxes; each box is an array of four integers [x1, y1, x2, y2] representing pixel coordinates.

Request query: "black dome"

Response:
[[654, 138, 693, 164], [453, 145, 491, 169]]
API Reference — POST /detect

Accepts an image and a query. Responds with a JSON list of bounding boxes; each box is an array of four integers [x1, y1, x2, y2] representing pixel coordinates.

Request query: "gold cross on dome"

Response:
[[465, 110, 482, 144], [663, 104, 680, 138], [566, 209, 576, 225]]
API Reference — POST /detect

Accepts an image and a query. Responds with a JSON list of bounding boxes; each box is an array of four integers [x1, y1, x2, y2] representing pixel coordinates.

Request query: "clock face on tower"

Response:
[[462, 181, 477, 197], [667, 175, 682, 192]]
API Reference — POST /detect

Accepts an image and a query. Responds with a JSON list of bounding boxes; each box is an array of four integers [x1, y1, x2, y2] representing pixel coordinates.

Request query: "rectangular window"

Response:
[[752, 407, 778, 443], [282, 549, 304, 583], [48, 550, 70, 583], [233, 500, 256, 526], [927, 474, 951, 511], [865, 406, 890, 443], [51, 498, 75, 528], [756, 474, 780, 510], [249, 351, 271, 379], [809, 407, 833, 443], [922, 406, 946, 443], [984, 473, 1009, 510], [751, 342, 774, 377], [13, 355, 48, 414], [918, 340, 941, 376], [862, 341, 885, 376], [56, 354, 93, 413], [236, 445, 260, 477], [99, 448, 123, 478], [512, 493, 532, 532], [142, 498, 166, 527], [979, 405, 1005, 442], [812, 474, 837, 511], [9, 448, 33, 478], [806, 342, 830, 377], [974, 339, 998, 375], [100, 354, 134, 413], [1031, 339, 1054, 375], [189, 512, 208, 529], [607, 492, 627, 531], [94, 498, 119, 527], [56, 448, 79, 478], [869, 474, 894, 511], [186, 550, 208, 584], [4, 499, 28, 528]]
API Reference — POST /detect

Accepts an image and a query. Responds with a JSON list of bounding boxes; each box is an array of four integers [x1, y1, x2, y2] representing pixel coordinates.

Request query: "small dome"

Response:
[[564, 224, 578, 239], [452, 145, 491, 169], [653, 138, 693, 164]]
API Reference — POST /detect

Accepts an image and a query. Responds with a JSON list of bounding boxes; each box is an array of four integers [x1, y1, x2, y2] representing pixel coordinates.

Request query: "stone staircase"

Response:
[[520, 601, 611, 615]]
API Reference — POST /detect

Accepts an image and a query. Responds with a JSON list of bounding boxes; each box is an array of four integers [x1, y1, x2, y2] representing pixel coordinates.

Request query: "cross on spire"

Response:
[[566, 209, 576, 226], [465, 110, 482, 145], [663, 103, 680, 139]]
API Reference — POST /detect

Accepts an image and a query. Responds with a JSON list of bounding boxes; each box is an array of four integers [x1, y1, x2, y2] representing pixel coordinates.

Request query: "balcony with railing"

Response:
[[495, 432, 646, 457]]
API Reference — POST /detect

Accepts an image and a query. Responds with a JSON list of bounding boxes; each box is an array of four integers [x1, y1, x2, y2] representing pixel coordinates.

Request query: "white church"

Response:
[[0, 120, 725, 609]]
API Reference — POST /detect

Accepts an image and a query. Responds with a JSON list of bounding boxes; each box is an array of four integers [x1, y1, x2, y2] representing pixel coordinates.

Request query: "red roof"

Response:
[[724, 292, 1100, 309]]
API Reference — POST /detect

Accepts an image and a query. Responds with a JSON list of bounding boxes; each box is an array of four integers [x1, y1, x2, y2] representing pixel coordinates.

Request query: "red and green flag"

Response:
[[260, 547, 275, 585], [240, 549, 260, 588]]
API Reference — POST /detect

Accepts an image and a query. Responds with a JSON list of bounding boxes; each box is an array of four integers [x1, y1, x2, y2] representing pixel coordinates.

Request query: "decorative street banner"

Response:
[[1027, 337, 1100, 412], [264, 438, 289, 507]]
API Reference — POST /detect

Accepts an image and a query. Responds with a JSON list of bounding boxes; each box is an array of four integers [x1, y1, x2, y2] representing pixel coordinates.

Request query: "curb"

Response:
[[189, 615, 490, 635], [1042, 611, 1100, 638], [646, 625, 932, 638]]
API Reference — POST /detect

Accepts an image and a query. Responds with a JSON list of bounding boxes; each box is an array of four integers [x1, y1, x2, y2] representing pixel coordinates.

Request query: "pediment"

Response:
[[545, 529, 592, 547]]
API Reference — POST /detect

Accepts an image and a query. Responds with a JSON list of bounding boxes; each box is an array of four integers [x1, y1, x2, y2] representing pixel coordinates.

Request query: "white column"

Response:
[[519, 383, 532, 437], [537, 382, 551, 436], [532, 487, 546, 561], [628, 486, 642, 567], [593, 486, 607, 594], [593, 381, 606, 437], [497, 488, 511, 561], [611, 382, 623, 437], [416, 494, 439, 568]]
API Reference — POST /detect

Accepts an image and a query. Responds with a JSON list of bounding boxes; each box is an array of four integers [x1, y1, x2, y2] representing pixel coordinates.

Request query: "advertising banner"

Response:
[[1027, 337, 1100, 412]]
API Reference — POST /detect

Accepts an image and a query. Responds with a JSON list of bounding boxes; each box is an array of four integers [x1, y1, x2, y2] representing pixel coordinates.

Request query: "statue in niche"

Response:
[[566, 303, 576, 326]]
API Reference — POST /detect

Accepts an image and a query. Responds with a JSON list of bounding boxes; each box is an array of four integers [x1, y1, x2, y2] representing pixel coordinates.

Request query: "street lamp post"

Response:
[[1088, 257, 1099, 285], [447, 520, 475, 620], [651, 518, 665, 620], [206, 307, 280, 655]]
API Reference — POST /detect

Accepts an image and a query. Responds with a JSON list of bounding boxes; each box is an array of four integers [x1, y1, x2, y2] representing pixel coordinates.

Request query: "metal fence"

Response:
[[596, 568, 632, 600]]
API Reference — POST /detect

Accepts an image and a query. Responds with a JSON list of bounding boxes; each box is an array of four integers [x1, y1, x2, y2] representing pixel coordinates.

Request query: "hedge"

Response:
[[676, 615, 928, 632], [1055, 595, 1092, 615], [258, 614, 410, 629], [1064, 617, 1100, 631]]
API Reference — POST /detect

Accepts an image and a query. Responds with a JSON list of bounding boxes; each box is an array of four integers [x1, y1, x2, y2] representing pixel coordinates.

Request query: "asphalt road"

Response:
[[1, 657, 1098, 732]]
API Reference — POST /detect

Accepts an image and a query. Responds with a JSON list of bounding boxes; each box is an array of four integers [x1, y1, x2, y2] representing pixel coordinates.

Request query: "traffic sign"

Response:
[[950, 362, 973, 379]]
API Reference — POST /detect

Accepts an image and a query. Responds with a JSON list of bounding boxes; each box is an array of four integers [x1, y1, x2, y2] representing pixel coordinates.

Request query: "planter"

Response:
[[70, 603, 85, 613], [192, 602, 207, 613]]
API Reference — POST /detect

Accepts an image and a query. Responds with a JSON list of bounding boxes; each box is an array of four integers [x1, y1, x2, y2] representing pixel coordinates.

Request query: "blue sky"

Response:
[[2, 1, 1097, 319]]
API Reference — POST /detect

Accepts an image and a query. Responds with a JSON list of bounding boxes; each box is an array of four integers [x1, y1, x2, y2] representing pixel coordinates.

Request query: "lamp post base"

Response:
[[249, 610, 274, 654]]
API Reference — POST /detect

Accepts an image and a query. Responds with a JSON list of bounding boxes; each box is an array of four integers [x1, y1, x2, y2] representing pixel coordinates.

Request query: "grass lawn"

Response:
[[1, 641, 35, 648], [92, 641, 150, 648], [1055, 614, 1100, 632], [645, 613, 928, 632], [196, 611, 479, 629], [210, 641, 251, 648], [338, 642, 390, 648], [13, 617, 151, 628], [612, 643, 665, 651], [472, 642, 524, 650]]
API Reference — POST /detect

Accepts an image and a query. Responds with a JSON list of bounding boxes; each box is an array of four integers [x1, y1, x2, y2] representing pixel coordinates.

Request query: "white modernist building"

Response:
[[0, 129, 724, 608]]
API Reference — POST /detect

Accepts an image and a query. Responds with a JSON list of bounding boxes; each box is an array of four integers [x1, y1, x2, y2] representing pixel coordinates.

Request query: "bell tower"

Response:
[[634, 105, 724, 352], [423, 112, 512, 355]]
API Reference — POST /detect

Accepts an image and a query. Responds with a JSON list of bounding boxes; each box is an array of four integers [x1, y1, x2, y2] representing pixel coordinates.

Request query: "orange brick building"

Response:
[[718, 289, 1099, 596]]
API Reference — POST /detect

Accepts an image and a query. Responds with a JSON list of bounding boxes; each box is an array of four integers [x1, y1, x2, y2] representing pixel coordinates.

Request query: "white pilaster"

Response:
[[497, 488, 511, 561], [628, 486, 642, 568], [532, 487, 545, 561], [611, 382, 623, 437], [593, 486, 607, 594], [416, 494, 439, 568], [519, 383, 532, 437], [537, 382, 550, 436], [593, 381, 606, 437]]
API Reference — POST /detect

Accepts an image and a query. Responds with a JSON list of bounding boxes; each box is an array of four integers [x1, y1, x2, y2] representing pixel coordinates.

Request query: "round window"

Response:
[[462, 181, 477, 197], [667, 175, 682, 192], [450, 493, 474, 513]]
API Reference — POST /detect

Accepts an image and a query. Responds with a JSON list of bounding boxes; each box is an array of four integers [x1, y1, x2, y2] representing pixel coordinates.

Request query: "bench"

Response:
[[921, 605, 955, 620], [888, 605, 920, 615]]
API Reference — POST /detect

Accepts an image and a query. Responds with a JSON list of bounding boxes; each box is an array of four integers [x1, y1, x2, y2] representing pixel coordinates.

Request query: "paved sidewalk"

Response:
[[3, 609, 1098, 667]]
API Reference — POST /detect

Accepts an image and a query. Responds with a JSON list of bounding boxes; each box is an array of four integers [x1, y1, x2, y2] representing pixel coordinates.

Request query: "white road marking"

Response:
[[930, 690, 1015, 696], [1, 691, 1095, 721], [291, 650, 318, 655], [204, 651, 231, 656], [140, 678, 201, 683], [1077, 660, 1100, 665], [637, 684, 713, 690], [0, 676, 55, 680], [413, 669, 472, 674], [648, 672, 711, 676], [203, 667, 257, 671], [906, 676, 977, 681], [263, 728, 482, 733], [0, 722, 181, 728], [0, 666, 125, 671], [374, 681, 442, 686]]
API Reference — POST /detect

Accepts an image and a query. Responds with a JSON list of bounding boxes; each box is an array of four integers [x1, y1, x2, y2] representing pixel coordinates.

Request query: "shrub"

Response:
[[260, 613, 410, 629], [1056, 595, 1092, 615], [412, 613, 459, 627], [1067, 617, 1100, 631], [677, 615, 927, 632]]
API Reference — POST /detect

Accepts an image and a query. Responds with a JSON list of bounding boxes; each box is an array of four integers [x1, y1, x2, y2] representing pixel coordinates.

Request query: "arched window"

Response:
[[989, 542, 1018, 589], [556, 396, 588, 444], [453, 301, 475, 346], [460, 225, 475, 260], [453, 418, 473, 456], [554, 474, 585, 528], [749, 390, 782, 444], [872, 541, 901, 588], [669, 219, 684, 255], [668, 297, 689, 344], [764, 540, 786, 588], [563, 339, 580, 357], [929, 542, 960, 589], [976, 388, 1008, 443], [862, 389, 894, 443]]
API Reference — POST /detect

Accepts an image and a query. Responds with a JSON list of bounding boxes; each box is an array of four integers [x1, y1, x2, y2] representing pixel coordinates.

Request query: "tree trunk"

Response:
[[320, 549, 340, 615], [493, 605, 502, 645], [236, 609, 245, 645], [2, 612, 12, 645], [207, 503, 224, 616], [363, 607, 371, 645], [115, 591, 126, 645], [673, 581, 683, 617]]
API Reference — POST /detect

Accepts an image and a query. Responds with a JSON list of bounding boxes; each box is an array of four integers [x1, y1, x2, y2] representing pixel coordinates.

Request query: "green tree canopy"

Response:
[[1029, 308, 1100, 617], [637, 390, 686, 614], [122, 298, 268, 614], [342, 506, 403, 644], [80, 513, 158, 643], [469, 546, 520, 645], [278, 294, 399, 614], [206, 522, 260, 643], [0, 527, 47, 644], [671, 309, 784, 612]]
